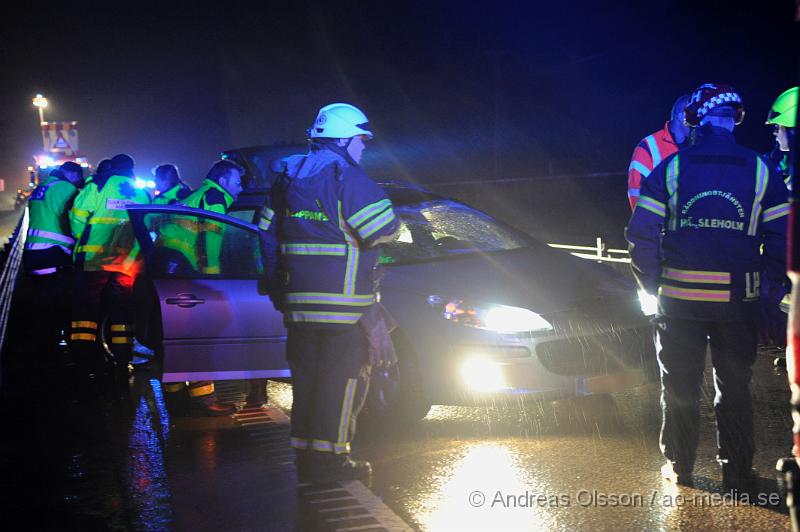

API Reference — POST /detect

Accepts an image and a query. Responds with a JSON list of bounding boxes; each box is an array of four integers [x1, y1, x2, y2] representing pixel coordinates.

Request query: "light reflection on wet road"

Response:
[[272, 349, 792, 531]]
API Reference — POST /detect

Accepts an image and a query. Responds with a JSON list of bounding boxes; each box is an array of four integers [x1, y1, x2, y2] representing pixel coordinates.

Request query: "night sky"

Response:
[[1, 1, 797, 189]]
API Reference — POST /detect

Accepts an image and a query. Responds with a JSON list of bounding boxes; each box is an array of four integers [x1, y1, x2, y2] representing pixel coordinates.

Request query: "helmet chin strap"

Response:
[[320, 137, 358, 166]]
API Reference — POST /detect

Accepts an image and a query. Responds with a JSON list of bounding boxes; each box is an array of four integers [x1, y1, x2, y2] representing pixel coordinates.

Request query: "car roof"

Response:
[[233, 181, 444, 210]]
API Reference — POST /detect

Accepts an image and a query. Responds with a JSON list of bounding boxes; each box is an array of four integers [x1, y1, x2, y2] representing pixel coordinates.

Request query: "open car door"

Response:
[[127, 204, 288, 382]]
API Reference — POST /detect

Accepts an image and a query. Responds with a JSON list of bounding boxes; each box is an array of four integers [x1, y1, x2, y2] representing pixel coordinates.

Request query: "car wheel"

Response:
[[364, 332, 431, 425]]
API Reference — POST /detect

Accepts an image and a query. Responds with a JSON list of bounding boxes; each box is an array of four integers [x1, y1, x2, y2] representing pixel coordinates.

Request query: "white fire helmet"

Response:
[[308, 103, 373, 139]]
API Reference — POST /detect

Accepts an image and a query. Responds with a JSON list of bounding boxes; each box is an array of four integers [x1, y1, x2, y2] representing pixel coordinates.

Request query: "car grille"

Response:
[[535, 328, 651, 377]]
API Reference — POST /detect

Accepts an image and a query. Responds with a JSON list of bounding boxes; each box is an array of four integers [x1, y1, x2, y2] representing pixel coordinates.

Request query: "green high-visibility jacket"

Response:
[[153, 183, 192, 205], [70, 174, 151, 274], [158, 179, 233, 274], [25, 174, 79, 255]]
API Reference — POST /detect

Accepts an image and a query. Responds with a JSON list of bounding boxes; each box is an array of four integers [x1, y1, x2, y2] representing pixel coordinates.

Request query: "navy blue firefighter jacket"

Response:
[[259, 146, 399, 327], [626, 125, 789, 322]]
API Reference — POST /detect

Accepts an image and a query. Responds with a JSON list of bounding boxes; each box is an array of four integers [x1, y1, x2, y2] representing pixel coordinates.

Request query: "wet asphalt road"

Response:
[[247, 345, 793, 531], [3, 346, 794, 531]]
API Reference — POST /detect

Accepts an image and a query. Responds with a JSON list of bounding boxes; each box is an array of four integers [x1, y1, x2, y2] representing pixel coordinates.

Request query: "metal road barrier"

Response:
[[0, 209, 28, 371], [547, 236, 631, 264]]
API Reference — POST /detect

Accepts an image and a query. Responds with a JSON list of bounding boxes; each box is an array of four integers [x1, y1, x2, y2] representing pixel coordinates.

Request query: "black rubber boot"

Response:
[[306, 452, 372, 483], [722, 463, 758, 494]]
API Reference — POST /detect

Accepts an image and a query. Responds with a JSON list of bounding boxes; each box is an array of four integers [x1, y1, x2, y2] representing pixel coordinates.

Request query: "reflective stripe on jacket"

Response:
[[627, 121, 680, 210], [275, 148, 399, 326], [626, 125, 789, 321], [70, 174, 151, 274]]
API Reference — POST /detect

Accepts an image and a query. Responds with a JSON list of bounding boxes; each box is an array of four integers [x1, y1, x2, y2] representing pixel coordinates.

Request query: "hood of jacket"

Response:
[[284, 145, 354, 180]]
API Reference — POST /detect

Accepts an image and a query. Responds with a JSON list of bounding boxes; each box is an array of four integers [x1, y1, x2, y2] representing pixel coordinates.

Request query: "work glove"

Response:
[[358, 302, 398, 368]]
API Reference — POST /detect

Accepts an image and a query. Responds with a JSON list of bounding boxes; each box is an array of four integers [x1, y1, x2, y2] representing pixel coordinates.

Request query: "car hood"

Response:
[[381, 246, 637, 315]]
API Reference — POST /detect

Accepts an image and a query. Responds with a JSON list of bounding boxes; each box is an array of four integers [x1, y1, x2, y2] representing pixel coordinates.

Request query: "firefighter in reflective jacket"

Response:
[[152, 163, 192, 205], [69, 154, 151, 390], [22, 161, 83, 355], [627, 94, 692, 210], [626, 83, 789, 491], [262, 103, 399, 482], [157, 159, 244, 415]]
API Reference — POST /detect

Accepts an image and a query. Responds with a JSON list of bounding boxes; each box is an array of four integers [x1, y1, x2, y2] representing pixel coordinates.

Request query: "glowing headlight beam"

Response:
[[460, 356, 507, 392], [484, 306, 552, 333]]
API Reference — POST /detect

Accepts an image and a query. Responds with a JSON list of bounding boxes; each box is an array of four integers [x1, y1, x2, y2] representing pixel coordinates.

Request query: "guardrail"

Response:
[[0, 210, 28, 363], [547, 236, 631, 264]]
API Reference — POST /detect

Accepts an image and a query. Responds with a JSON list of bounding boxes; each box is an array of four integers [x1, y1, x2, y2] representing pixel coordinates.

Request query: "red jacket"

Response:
[[627, 121, 680, 210]]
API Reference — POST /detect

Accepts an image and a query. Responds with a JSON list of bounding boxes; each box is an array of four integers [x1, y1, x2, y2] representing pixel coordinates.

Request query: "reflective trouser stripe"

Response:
[[187, 382, 214, 397], [111, 337, 132, 344], [336, 378, 357, 450], [71, 333, 96, 341], [309, 439, 350, 454], [72, 321, 98, 330], [290, 437, 310, 450], [163, 382, 187, 393], [111, 324, 130, 332]]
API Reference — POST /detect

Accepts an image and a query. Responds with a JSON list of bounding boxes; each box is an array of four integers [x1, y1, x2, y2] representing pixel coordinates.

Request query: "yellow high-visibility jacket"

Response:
[[70, 174, 151, 275]]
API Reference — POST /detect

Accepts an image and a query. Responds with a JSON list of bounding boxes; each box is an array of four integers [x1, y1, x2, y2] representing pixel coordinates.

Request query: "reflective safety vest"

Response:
[[153, 183, 192, 205], [158, 179, 232, 274], [70, 174, 151, 274], [24, 174, 78, 257], [627, 125, 789, 321], [627, 122, 680, 210], [271, 148, 399, 326]]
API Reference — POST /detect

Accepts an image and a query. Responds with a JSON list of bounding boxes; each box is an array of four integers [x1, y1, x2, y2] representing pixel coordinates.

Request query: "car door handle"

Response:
[[165, 293, 206, 308]]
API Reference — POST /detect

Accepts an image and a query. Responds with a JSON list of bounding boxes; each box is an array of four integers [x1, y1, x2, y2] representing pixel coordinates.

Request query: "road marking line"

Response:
[[233, 399, 412, 531]]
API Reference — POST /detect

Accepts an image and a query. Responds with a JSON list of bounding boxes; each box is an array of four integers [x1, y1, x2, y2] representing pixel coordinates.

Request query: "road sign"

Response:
[[41, 121, 79, 155]]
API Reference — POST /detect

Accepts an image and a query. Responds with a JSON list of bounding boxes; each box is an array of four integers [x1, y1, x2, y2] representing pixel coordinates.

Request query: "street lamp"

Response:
[[32, 93, 48, 125]]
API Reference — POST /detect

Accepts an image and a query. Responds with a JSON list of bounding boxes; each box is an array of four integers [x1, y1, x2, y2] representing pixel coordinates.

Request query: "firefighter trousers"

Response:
[[287, 325, 370, 455], [655, 317, 758, 475]]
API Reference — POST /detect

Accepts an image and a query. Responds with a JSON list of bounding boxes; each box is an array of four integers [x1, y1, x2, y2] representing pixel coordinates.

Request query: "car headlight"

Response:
[[460, 356, 507, 392], [427, 295, 553, 333], [638, 289, 658, 316]]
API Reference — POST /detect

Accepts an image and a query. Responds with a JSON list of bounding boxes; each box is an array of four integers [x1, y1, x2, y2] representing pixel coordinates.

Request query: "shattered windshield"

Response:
[[379, 200, 529, 264]]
